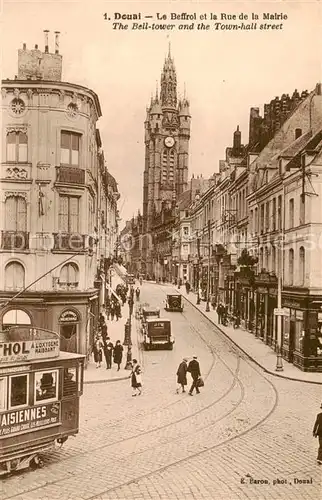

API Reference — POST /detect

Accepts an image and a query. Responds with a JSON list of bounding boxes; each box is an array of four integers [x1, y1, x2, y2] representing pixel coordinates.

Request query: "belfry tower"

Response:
[[142, 46, 191, 233]]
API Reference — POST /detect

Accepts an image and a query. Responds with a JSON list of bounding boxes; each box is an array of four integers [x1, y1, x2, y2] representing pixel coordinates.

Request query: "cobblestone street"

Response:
[[1, 283, 321, 500]]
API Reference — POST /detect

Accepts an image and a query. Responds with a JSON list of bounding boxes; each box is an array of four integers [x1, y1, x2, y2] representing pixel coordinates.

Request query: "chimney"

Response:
[[44, 30, 49, 53], [35, 44, 38, 49], [23, 43, 26, 50], [54, 31, 60, 54], [316, 83, 322, 96], [233, 125, 241, 152]]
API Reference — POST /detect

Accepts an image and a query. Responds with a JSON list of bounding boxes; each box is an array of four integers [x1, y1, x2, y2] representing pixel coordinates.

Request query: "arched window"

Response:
[[5, 196, 27, 232], [6, 131, 28, 163], [289, 198, 294, 228], [289, 249, 294, 285], [272, 246, 276, 274], [5, 262, 25, 290], [299, 246, 305, 286], [59, 263, 79, 289], [264, 247, 269, 269], [2, 309, 31, 327], [259, 247, 264, 270]]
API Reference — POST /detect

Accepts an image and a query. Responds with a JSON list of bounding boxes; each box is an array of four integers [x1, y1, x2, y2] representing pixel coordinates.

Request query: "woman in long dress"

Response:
[[92, 335, 103, 368], [131, 359, 142, 396]]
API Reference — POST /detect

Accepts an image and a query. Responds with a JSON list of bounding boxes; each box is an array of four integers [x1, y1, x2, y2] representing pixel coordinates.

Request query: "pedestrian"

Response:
[[185, 281, 191, 294], [313, 402, 322, 465], [131, 359, 142, 396], [113, 340, 124, 371], [176, 357, 188, 393], [135, 287, 140, 301], [92, 335, 103, 368], [110, 303, 115, 321], [115, 300, 121, 321], [217, 302, 223, 324], [103, 337, 114, 369], [187, 356, 201, 396]]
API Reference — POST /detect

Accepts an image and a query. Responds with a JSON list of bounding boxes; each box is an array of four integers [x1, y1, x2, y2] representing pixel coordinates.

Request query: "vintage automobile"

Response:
[[141, 306, 160, 322], [164, 294, 184, 312], [143, 319, 174, 350]]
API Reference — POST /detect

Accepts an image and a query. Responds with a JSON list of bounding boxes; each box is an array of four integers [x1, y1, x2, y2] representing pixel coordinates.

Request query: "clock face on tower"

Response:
[[164, 136, 175, 148]]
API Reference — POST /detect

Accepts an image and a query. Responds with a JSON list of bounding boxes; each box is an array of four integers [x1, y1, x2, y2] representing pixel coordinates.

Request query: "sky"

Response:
[[0, 0, 320, 225]]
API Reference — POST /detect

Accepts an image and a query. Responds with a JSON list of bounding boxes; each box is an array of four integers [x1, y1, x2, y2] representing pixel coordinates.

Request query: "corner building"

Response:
[[0, 34, 118, 358], [142, 48, 191, 277]]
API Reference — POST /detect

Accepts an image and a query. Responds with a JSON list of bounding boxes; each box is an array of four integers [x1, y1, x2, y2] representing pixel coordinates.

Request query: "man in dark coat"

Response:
[[313, 402, 322, 464], [187, 356, 201, 396], [103, 337, 114, 369], [176, 357, 188, 393]]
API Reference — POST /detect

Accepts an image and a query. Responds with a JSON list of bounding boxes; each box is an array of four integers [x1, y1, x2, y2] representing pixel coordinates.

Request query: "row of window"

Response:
[[258, 246, 306, 286], [0, 367, 78, 413], [3, 261, 79, 291], [3, 194, 95, 235], [6, 130, 81, 166], [250, 195, 305, 234]]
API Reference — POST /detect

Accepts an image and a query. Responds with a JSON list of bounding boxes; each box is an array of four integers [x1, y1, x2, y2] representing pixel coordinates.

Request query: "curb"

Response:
[[180, 292, 322, 386], [84, 373, 131, 385]]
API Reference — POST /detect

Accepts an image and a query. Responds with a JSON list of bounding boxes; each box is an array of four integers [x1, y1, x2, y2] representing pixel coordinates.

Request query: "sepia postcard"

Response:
[[0, 1, 321, 499]]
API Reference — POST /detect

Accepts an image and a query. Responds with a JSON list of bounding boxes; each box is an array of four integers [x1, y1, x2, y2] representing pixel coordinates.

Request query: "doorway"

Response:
[[289, 321, 296, 363]]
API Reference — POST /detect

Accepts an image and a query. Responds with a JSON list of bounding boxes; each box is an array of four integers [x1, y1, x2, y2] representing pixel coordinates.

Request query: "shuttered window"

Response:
[[5, 196, 27, 232], [59, 195, 79, 233]]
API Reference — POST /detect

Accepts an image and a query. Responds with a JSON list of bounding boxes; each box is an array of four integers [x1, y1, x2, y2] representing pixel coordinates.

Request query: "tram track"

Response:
[[1, 285, 279, 500]]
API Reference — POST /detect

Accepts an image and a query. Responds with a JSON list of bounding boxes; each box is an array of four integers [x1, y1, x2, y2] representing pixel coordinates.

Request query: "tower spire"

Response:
[[160, 45, 177, 108]]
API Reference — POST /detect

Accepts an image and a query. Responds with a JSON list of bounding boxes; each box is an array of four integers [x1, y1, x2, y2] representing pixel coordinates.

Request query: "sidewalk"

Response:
[[177, 287, 322, 385], [84, 303, 141, 385]]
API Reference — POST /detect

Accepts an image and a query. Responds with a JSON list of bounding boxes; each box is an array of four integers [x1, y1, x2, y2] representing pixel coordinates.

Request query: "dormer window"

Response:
[[295, 128, 302, 139]]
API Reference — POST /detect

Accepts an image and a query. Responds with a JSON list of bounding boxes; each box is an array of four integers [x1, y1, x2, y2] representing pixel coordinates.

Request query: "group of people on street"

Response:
[[92, 312, 124, 370], [176, 356, 202, 396], [92, 334, 124, 370]]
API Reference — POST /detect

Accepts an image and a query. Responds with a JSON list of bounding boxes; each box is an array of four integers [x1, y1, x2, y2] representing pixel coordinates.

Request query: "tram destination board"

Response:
[[0, 401, 61, 437], [0, 338, 60, 363]]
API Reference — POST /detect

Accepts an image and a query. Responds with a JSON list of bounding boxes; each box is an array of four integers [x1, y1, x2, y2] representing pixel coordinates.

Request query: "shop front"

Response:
[[282, 292, 322, 372]]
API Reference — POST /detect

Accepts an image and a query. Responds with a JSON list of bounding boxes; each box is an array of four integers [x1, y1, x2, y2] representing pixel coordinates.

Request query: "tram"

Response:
[[0, 326, 85, 475]]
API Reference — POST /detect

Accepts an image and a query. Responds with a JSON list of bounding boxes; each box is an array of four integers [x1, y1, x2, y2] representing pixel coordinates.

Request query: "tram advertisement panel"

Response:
[[0, 402, 61, 437], [0, 339, 60, 363]]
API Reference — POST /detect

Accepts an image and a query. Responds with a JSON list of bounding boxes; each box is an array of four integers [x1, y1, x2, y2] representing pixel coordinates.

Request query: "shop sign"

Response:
[[0, 339, 60, 363], [257, 287, 268, 294], [274, 308, 290, 317], [59, 310, 78, 323], [283, 299, 302, 309], [0, 402, 61, 437]]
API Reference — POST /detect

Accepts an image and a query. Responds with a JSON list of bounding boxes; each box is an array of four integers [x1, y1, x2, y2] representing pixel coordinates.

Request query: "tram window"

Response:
[[0, 378, 7, 411], [63, 367, 77, 396], [9, 374, 29, 409], [35, 370, 58, 403]]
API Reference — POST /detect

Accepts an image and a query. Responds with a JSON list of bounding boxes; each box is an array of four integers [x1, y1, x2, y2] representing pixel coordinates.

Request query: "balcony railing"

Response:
[[53, 233, 86, 251], [55, 165, 85, 185], [1, 231, 29, 250]]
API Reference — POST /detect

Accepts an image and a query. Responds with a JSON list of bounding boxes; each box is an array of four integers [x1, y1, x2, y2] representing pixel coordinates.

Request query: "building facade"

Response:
[[178, 86, 322, 371], [0, 33, 119, 359], [142, 48, 191, 278]]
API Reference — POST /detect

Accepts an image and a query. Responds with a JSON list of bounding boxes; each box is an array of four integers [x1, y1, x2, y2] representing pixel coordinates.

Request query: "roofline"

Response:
[[1, 79, 102, 117]]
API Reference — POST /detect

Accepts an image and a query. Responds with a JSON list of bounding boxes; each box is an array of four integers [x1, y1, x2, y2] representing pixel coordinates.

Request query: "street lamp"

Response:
[[205, 220, 211, 312], [196, 233, 201, 305]]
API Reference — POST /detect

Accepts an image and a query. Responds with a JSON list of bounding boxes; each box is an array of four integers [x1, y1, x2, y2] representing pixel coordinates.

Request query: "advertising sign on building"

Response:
[[0, 402, 61, 437], [0, 339, 60, 363]]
